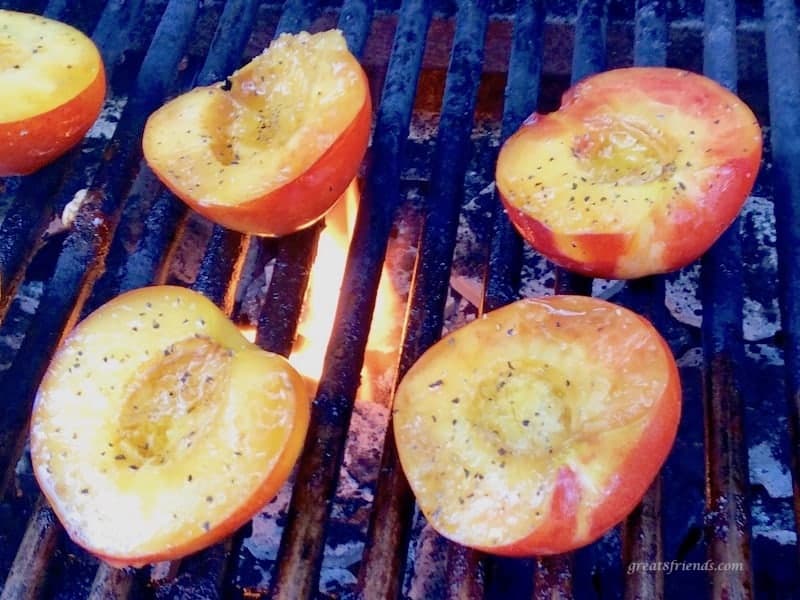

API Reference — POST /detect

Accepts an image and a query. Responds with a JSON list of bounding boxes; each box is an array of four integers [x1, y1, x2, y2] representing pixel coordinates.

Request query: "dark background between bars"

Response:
[[0, 0, 798, 598]]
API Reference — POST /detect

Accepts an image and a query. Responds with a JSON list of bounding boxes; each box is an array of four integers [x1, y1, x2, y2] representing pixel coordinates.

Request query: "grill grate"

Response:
[[0, 1, 798, 598]]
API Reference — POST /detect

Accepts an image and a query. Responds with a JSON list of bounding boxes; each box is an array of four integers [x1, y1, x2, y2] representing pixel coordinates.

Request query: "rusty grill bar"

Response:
[[0, 0, 798, 598]]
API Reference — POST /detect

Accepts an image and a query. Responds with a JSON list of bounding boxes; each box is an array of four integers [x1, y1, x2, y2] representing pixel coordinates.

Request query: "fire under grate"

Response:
[[0, 0, 799, 598]]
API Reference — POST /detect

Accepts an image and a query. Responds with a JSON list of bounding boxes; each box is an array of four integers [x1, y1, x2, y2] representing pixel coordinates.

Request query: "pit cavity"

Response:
[[466, 359, 574, 458], [115, 337, 232, 467], [571, 115, 677, 186]]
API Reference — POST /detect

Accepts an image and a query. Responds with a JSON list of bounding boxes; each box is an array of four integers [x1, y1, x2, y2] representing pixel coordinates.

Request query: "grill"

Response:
[[0, 0, 798, 598]]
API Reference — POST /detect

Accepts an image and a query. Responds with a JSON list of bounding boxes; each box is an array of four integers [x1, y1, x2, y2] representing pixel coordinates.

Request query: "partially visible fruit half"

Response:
[[0, 10, 105, 176]]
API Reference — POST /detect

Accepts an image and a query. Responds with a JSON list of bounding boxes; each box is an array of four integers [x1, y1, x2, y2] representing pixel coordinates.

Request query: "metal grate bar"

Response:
[[763, 0, 800, 557], [338, 0, 374, 59], [633, 0, 667, 67], [159, 2, 319, 597], [621, 4, 669, 599], [0, 499, 59, 600], [0, 0, 45, 11], [533, 554, 573, 600], [483, 0, 543, 313], [355, 1, 489, 597], [41, 0, 102, 27], [88, 563, 137, 600], [538, 0, 609, 594], [623, 282, 670, 600], [0, 0, 198, 497], [552, 0, 606, 296], [114, 186, 190, 293], [230, 2, 374, 594], [271, 0, 432, 595], [476, 0, 546, 596], [0, 0, 147, 322], [255, 226, 321, 356], [571, 0, 608, 82], [701, 0, 754, 598], [191, 226, 251, 312]]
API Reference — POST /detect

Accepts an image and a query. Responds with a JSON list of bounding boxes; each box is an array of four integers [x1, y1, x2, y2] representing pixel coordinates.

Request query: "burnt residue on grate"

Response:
[[0, 1, 799, 599]]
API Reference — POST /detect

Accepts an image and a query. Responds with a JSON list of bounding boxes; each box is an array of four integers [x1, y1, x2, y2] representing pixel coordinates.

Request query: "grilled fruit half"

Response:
[[0, 10, 105, 176], [143, 29, 371, 237], [496, 67, 762, 279], [31, 285, 310, 567], [394, 295, 681, 556]]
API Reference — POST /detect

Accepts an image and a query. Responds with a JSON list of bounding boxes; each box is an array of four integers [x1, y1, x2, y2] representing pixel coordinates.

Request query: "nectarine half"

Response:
[[143, 30, 372, 237], [0, 10, 106, 176], [496, 67, 762, 279], [30, 286, 310, 567]]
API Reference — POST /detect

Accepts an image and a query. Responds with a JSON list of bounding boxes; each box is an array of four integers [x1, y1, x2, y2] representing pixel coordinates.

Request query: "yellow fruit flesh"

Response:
[[142, 29, 366, 207], [393, 298, 669, 549], [496, 101, 716, 236], [0, 10, 102, 122], [31, 287, 306, 560]]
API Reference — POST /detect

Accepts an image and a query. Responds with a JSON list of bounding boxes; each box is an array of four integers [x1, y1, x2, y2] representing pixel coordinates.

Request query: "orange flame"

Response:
[[295, 181, 405, 402], [240, 181, 404, 404], [288, 182, 359, 395]]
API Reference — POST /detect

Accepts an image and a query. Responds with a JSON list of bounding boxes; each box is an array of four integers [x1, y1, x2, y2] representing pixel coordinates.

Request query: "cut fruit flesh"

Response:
[[496, 68, 762, 278], [31, 286, 309, 565], [142, 29, 368, 209], [393, 295, 681, 554], [0, 10, 102, 123], [497, 73, 760, 236]]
